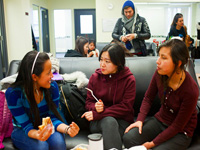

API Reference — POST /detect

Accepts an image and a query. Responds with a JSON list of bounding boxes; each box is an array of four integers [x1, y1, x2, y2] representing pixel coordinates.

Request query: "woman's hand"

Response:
[[121, 36, 128, 43], [95, 99, 104, 113], [36, 124, 53, 141], [126, 34, 135, 41], [125, 121, 143, 134], [81, 111, 93, 121], [143, 141, 155, 149], [88, 51, 94, 57], [67, 122, 80, 137], [95, 50, 98, 57]]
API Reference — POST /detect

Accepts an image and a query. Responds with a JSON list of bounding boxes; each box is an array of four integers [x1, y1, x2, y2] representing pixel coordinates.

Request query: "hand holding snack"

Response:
[[37, 117, 54, 141], [38, 117, 52, 130]]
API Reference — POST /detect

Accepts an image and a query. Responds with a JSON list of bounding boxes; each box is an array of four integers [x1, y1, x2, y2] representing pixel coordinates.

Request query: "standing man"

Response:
[[112, 0, 151, 56]]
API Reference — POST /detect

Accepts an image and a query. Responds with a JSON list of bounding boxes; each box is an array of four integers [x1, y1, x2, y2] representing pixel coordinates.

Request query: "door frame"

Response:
[[0, 0, 8, 79], [41, 7, 50, 53], [74, 9, 96, 41]]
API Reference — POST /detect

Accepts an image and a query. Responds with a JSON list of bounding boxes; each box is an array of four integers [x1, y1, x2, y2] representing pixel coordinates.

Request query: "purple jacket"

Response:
[[85, 67, 136, 123], [137, 70, 199, 146]]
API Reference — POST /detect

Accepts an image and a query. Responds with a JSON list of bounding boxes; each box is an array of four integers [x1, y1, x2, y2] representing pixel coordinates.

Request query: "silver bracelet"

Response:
[[64, 126, 70, 135]]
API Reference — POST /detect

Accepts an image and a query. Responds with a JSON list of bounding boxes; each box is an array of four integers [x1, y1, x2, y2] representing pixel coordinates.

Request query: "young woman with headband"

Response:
[[5, 51, 79, 150]]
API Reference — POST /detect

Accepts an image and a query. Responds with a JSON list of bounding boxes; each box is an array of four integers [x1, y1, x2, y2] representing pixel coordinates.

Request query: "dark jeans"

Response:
[[11, 127, 66, 150], [123, 117, 192, 150], [90, 116, 130, 150]]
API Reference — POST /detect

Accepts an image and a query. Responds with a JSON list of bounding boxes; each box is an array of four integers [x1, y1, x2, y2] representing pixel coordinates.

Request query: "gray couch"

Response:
[[96, 42, 157, 56], [2, 57, 200, 150]]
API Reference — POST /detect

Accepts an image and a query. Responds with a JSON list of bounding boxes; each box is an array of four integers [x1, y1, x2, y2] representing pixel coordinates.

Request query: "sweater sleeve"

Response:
[[137, 17, 151, 40], [85, 74, 98, 111], [112, 18, 123, 41], [137, 71, 159, 122], [5, 87, 34, 135]]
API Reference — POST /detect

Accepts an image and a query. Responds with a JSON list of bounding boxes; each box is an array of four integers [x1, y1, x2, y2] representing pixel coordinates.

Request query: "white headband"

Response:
[[31, 52, 40, 74]]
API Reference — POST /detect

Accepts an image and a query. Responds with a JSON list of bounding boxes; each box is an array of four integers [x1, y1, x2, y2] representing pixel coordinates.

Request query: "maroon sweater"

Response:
[[137, 70, 199, 146], [85, 67, 136, 123]]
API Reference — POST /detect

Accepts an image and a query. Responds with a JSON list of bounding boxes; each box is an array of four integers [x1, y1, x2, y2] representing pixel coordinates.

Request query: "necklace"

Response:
[[35, 89, 42, 103], [176, 70, 183, 90]]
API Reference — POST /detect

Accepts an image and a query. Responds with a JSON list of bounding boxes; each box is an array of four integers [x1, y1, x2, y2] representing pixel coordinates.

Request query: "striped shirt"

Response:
[[5, 81, 63, 135]]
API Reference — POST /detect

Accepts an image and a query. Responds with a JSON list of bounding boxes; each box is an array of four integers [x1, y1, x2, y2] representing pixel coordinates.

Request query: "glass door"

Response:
[[54, 9, 72, 57]]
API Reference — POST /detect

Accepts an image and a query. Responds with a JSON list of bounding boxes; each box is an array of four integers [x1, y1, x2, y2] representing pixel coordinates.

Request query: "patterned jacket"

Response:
[[112, 14, 151, 54]]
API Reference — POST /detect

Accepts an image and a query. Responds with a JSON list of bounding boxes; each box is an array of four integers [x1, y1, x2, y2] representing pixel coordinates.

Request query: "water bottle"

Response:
[[88, 133, 103, 150]]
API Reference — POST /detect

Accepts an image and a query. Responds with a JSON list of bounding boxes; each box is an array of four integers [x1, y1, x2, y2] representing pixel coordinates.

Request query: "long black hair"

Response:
[[11, 51, 63, 128], [157, 39, 189, 103], [99, 43, 125, 72], [171, 13, 183, 27]]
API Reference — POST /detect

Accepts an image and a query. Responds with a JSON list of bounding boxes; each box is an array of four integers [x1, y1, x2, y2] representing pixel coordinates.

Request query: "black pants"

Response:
[[90, 116, 130, 150], [123, 117, 192, 150]]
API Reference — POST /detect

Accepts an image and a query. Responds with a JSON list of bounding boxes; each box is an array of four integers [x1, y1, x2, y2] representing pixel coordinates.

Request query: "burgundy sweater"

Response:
[[85, 67, 136, 123], [137, 70, 199, 146]]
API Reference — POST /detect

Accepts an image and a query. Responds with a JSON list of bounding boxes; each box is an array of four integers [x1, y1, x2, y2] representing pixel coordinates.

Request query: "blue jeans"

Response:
[[11, 127, 66, 150]]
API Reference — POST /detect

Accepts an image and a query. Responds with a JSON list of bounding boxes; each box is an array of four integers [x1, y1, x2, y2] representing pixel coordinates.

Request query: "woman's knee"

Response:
[[100, 116, 119, 129], [123, 128, 142, 148], [36, 142, 49, 150], [48, 132, 66, 149]]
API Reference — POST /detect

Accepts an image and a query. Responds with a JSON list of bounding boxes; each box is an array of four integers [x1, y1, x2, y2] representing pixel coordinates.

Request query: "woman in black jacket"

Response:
[[65, 36, 89, 57], [167, 13, 193, 48]]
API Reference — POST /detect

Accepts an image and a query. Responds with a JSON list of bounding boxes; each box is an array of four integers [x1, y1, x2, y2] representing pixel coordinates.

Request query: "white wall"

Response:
[[96, 0, 200, 43], [3, 0, 200, 62], [4, 0, 32, 63]]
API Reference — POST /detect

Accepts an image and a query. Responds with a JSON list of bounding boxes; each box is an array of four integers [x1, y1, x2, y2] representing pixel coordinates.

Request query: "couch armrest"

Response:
[[6, 60, 20, 76]]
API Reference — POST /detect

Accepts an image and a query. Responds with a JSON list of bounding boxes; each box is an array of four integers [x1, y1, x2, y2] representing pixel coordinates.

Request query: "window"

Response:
[[136, 3, 192, 41], [54, 9, 72, 56]]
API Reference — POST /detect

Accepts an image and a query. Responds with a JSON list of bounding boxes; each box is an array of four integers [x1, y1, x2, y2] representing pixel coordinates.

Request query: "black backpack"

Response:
[[59, 82, 89, 130]]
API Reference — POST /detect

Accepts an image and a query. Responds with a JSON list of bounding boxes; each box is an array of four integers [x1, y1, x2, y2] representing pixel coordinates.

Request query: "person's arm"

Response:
[[136, 17, 151, 40], [112, 18, 123, 41], [57, 122, 79, 137], [126, 17, 151, 41], [85, 74, 100, 111]]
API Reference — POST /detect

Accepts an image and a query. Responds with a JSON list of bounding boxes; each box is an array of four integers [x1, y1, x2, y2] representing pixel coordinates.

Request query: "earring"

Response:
[[35, 83, 39, 96]]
